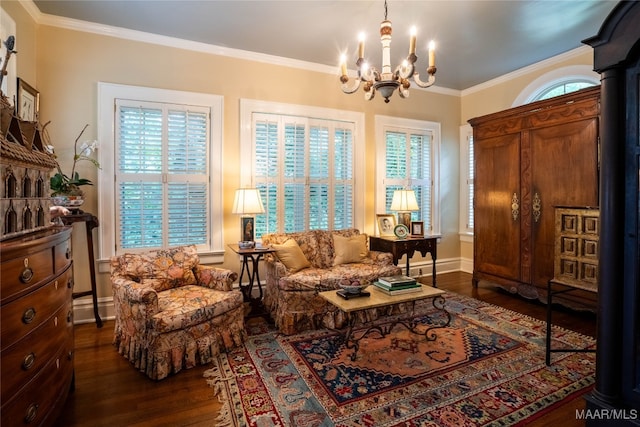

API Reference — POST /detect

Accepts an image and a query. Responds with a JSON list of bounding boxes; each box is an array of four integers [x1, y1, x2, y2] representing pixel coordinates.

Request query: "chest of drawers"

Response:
[[1, 226, 74, 426]]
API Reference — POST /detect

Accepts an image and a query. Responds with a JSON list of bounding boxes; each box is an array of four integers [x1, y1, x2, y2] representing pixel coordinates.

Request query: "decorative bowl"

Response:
[[238, 241, 256, 249], [52, 195, 84, 208], [339, 278, 370, 294]]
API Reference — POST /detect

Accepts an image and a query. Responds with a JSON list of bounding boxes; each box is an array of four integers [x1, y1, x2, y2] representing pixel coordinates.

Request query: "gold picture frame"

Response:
[[17, 78, 39, 122], [376, 214, 396, 236]]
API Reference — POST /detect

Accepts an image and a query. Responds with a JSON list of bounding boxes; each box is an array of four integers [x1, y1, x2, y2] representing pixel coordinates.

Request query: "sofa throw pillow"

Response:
[[273, 239, 311, 273], [333, 233, 368, 266]]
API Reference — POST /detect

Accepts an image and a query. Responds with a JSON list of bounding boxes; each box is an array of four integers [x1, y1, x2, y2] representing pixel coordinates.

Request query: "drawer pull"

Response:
[[67, 310, 73, 324], [22, 308, 36, 324], [24, 403, 38, 424], [20, 258, 34, 284], [67, 278, 73, 289], [22, 352, 36, 370], [66, 247, 71, 259]]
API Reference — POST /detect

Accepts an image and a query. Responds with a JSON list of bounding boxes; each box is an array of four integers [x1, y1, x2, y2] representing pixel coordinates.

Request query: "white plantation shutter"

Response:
[[253, 113, 354, 237], [334, 128, 353, 229], [254, 119, 279, 236], [384, 129, 433, 230], [116, 100, 209, 250]]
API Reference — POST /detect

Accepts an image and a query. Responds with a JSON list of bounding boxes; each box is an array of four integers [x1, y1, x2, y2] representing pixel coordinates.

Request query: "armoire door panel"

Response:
[[474, 133, 521, 281], [529, 117, 599, 288]]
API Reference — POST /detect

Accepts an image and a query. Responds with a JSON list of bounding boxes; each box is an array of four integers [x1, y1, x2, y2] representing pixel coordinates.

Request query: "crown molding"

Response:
[[26, 0, 587, 98], [461, 45, 593, 97], [24, 0, 457, 97]]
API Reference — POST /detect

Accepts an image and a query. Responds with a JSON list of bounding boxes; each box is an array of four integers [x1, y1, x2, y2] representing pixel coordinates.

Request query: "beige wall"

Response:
[[4, 2, 598, 305], [5, 3, 461, 302]]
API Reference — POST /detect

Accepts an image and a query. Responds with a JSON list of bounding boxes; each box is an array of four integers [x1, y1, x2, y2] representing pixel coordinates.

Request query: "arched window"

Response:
[[513, 65, 599, 107], [534, 80, 596, 101]]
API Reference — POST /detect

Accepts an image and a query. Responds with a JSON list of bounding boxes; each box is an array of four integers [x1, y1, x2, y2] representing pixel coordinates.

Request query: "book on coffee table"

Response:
[[336, 289, 371, 299], [372, 281, 421, 295], [377, 275, 417, 287]]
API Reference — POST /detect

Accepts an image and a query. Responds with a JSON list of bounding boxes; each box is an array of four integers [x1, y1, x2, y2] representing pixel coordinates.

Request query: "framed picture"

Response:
[[411, 221, 424, 237], [376, 214, 396, 236], [17, 78, 39, 122], [398, 212, 412, 228], [241, 217, 255, 241]]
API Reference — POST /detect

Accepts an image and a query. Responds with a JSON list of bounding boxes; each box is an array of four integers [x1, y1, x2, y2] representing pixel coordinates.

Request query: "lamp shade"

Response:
[[232, 188, 265, 215], [390, 189, 419, 212]]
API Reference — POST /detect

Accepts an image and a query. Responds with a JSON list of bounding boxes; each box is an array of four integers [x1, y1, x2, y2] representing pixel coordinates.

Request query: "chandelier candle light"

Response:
[[339, 0, 437, 103]]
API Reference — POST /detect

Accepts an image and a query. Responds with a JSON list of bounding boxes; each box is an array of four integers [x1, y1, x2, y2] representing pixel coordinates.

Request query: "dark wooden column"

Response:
[[592, 67, 624, 404]]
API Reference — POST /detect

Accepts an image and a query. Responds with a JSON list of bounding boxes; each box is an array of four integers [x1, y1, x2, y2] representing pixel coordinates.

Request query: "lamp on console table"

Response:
[[390, 189, 419, 228], [232, 188, 265, 249]]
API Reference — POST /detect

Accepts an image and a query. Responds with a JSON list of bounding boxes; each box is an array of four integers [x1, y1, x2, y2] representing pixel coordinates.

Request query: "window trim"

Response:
[[239, 99, 365, 233], [97, 82, 224, 264], [375, 115, 441, 235], [459, 124, 474, 242]]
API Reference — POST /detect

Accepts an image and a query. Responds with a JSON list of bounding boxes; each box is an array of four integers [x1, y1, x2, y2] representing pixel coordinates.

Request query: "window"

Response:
[[240, 100, 365, 239], [98, 83, 224, 262], [116, 102, 209, 249], [512, 65, 599, 107], [533, 81, 595, 101], [375, 116, 440, 234], [460, 124, 474, 237]]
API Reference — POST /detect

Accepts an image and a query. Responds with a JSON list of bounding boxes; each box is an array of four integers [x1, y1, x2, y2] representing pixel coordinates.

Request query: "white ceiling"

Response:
[[31, 0, 617, 91]]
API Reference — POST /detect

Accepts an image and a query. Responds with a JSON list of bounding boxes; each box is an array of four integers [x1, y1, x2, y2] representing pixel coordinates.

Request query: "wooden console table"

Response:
[[369, 235, 438, 287], [61, 211, 103, 328]]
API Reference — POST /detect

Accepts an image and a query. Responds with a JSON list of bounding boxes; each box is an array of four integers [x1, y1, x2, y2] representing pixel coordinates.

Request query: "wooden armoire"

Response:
[[583, 1, 640, 422], [469, 86, 600, 309]]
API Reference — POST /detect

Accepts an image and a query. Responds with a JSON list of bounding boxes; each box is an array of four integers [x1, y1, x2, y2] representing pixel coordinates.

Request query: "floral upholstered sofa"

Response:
[[110, 245, 246, 380], [261, 228, 403, 335]]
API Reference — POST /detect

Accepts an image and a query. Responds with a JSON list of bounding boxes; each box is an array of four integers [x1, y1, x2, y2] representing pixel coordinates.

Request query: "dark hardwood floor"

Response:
[[56, 271, 595, 426]]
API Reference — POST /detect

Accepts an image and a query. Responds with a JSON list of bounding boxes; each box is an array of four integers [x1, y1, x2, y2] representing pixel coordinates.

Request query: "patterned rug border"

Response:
[[205, 291, 596, 427]]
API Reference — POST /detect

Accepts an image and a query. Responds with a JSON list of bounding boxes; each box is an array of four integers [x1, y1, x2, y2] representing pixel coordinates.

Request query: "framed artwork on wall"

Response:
[[17, 78, 39, 122], [376, 214, 396, 236]]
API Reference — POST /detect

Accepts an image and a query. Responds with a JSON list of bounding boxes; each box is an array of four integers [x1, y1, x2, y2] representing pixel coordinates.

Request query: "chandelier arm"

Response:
[[396, 62, 414, 80], [365, 88, 376, 101], [412, 70, 436, 88], [341, 77, 362, 94], [361, 66, 377, 83]]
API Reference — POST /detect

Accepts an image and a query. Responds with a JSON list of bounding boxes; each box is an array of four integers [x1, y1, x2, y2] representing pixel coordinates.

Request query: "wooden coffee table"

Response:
[[319, 285, 450, 361]]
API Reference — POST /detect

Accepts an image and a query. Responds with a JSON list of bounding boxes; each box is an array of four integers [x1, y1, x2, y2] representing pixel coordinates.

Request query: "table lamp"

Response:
[[232, 188, 265, 248], [390, 189, 419, 228]]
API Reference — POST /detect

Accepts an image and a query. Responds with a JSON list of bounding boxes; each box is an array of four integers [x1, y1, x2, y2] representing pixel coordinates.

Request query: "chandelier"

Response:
[[339, 0, 437, 103]]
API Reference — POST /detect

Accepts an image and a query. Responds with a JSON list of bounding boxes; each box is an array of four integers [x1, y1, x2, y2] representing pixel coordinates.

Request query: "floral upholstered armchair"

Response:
[[110, 245, 246, 380]]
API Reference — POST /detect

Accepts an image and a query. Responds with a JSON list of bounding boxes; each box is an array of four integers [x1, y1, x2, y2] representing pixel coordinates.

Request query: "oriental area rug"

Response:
[[204, 292, 595, 427]]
